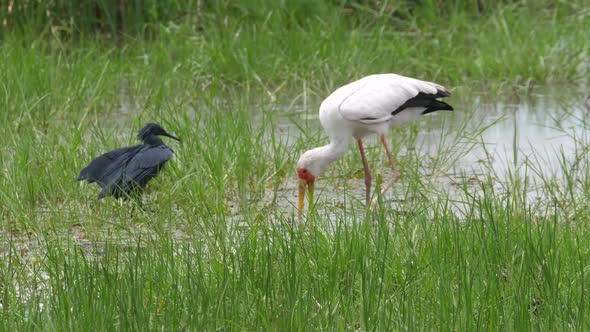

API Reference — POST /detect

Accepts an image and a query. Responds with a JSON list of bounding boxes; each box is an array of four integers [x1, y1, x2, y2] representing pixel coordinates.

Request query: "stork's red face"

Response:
[[297, 168, 315, 215]]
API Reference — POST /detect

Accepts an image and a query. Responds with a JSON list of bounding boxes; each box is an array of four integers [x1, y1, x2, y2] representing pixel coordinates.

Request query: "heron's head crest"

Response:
[[138, 123, 180, 144], [139, 123, 165, 140]]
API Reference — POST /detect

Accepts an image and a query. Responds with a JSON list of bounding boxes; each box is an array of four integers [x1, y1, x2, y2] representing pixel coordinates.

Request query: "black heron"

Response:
[[77, 123, 180, 200]]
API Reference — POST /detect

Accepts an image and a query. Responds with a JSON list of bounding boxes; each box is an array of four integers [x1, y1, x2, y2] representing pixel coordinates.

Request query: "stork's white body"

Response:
[[319, 73, 449, 142], [297, 73, 453, 211]]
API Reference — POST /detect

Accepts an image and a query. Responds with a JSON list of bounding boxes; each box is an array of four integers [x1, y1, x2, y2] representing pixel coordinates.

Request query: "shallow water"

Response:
[[270, 84, 590, 217], [5, 84, 588, 307]]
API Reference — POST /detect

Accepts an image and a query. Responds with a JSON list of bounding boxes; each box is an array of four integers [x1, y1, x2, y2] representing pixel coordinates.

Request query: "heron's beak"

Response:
[[164, 132, 180, 142], [298, 179, 314, 216]]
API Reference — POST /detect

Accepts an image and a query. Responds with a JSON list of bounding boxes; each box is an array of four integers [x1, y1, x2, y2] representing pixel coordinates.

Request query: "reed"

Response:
[[1, 0, 589, 330]]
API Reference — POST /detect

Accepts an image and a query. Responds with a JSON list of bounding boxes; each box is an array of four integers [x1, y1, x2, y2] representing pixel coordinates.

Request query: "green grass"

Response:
[[1, 1, 590, 330]]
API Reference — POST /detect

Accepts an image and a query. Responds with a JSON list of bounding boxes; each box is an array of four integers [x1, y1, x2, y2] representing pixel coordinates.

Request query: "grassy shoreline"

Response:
[[2, 1, 588, 90]]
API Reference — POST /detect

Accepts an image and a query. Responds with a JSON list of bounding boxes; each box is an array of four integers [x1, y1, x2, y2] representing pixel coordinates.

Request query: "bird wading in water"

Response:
[[77, 123, 179, 202], [297, 73, 453, 214]]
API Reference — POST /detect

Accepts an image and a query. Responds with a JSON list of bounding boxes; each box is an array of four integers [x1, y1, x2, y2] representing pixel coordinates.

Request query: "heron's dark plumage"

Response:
[[77, 123, 179, 199]]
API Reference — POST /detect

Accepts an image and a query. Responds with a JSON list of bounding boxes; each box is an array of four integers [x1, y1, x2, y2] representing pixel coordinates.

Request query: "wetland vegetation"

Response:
[[1, 0, 589, 330]]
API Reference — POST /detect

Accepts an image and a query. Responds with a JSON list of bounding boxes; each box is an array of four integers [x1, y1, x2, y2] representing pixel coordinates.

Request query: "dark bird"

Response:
[[77, 123, 180, 200]]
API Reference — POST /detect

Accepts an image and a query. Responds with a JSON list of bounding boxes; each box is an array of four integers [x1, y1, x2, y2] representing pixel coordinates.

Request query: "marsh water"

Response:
[[3, 84, 589, 297], [265, 84, 590, 217]]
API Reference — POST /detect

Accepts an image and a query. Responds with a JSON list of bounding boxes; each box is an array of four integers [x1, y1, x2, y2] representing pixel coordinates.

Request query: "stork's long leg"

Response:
[[379, 134, 400, 196], [357, 139, 372, 206]]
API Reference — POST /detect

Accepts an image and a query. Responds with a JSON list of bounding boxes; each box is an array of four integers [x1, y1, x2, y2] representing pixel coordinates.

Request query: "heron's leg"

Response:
[[357, 139, 372, 206], [379, 134, 400, 195], [129, 188, 145, 212]]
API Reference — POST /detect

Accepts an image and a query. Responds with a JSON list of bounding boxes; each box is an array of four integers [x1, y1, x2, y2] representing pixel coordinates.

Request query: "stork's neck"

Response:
[[322, 139, 350, 163], [303, 137, 350, 176]]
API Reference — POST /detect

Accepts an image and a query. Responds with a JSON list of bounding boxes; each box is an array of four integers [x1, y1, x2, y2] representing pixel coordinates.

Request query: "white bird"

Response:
[[297, 73, 453, 213]]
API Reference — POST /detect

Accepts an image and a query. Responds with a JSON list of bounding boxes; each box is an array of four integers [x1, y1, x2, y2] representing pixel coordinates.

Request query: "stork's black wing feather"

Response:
[[391, 90, 453, 116]]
